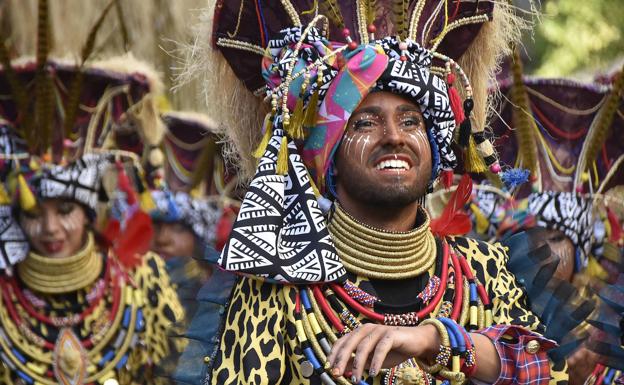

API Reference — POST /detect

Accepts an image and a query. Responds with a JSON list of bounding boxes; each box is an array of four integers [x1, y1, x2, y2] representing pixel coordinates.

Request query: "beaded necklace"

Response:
[[292, 205, 495, 384], [0, 249, 146, 385]]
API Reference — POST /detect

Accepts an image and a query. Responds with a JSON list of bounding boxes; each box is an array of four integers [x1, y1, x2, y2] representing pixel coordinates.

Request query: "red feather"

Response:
[[113, 210, 153, 269], [441, 169, 454, 190], [607, 208, 622, 243], [430, 174, 473, 237], [116, 162, 136, 205], [216, 206, 237, 251]]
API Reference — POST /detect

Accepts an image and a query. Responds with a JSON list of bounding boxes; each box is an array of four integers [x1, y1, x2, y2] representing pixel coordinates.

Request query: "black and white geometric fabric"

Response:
[[0, 205, 28, 270], [375, 37, 456, 175], [219, 128, 346, 284], [32, 153, 110, 210], [151, 190, 221, 246], [528, 191, 593, 265]]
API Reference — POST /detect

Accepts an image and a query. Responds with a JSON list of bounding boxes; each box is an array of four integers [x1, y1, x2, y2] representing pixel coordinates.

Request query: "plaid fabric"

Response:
[[478, 325, 557, 385]]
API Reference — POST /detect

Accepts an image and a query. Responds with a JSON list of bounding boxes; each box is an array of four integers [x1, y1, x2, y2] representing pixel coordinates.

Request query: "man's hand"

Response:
[[327, 323, 440, 382]]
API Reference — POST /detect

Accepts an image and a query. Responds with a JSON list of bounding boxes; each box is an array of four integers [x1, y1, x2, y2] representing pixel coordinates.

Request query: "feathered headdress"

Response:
[[180, 0, 525, 283], [0, 0, 165, 270]]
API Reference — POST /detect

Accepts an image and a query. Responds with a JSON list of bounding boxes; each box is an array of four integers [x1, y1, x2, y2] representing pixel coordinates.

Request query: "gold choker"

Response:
[[17, 233, 102, 294], [328, 203, 436, 280]]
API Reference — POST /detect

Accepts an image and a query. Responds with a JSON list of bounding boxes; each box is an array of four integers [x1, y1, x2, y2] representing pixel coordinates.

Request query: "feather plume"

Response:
[[318, 0, 344, 28], [34, 0, 53, 152], [510, 48, 538, 177], [114, 0, 130, 51], [64, 0, 117, 138], [0, 38, 32, 144], [365, 0, 377, 26], [430, 174, 473, 237], [190, 138, 217, 190], [575, 64, 624, 187], [392, 0, 409, 39]]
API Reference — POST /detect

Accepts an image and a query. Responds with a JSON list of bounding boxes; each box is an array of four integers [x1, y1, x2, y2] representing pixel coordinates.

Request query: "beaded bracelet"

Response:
[[420, 318, 451, 371]]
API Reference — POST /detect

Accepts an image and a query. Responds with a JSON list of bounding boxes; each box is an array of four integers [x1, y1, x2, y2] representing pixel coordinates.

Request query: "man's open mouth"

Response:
[[373, 155, 413, 171]]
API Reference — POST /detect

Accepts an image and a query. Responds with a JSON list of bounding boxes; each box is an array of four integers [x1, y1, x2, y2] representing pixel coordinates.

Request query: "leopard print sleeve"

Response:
[[452, 237, 569, 385], [452, 236, 543, 331], [210, 277, 315, 385]]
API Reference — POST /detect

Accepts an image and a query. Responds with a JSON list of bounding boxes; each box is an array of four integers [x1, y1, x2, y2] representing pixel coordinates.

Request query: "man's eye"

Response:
[[401, 117, 422, 128], [353, 119, 376, 130]]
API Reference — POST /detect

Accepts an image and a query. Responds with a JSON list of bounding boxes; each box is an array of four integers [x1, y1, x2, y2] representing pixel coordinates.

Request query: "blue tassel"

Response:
[[500, 168, 530, 190]]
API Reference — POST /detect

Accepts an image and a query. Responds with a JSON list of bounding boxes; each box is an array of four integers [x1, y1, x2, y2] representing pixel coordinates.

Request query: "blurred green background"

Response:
[[522, 0, 624, 79]]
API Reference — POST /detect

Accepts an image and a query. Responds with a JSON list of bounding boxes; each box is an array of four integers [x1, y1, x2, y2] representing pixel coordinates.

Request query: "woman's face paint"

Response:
[[19, 199, 89, 258]]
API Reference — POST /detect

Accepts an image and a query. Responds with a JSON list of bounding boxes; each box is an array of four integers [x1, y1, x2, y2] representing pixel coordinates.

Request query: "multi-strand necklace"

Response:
[[0, 235, 146, 385], [292, 204, 494, 385]]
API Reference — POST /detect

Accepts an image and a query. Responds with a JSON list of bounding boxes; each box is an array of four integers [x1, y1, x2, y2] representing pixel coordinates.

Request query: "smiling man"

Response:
[[177, 1, 576, 385]]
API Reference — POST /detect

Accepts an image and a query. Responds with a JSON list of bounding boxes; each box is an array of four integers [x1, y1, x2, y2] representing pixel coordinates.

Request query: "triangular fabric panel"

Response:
[[219, 129, 345, 283]]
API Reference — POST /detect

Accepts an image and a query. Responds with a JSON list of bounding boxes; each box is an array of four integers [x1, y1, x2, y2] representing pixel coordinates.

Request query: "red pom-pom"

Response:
[[367, 24, 376, 33], [342, 28, 351, 37], [447, 74, 465, 125], [441, 169, 454, 190], [348, 41, 358, 50]]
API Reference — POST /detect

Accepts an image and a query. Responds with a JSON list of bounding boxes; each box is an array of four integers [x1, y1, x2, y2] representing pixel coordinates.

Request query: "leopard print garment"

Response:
[[208, 237, 569, 385]]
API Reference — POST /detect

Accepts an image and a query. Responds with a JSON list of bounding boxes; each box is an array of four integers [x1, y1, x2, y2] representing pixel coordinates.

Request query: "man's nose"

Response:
[[382, 120, 406, 146]]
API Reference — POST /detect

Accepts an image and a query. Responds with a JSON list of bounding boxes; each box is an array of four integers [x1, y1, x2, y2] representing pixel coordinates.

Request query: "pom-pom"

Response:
[[441, 169, 454, 189], [148, 148, 164, 168], [367, 24, 376, 33], [500, 168, 530, 190], [348, 41, 358, 50], [489, 163, 501, 174]]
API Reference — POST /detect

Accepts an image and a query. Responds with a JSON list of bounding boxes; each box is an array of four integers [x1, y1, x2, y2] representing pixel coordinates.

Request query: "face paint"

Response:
[[20, 217, 43, 239], [19, 199, 89, 258]]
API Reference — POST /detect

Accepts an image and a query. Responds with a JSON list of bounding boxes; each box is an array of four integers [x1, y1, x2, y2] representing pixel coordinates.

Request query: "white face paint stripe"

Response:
[[21, 218, 43, 239], [360, 135, 371, 164]]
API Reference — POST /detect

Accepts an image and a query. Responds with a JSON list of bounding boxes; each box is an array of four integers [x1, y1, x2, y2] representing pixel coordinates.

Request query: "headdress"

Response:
[[185, 0, 525, 283], [0, 0, 165, 271], [150, 111, 231, 248], [485, 54, 624, 271]]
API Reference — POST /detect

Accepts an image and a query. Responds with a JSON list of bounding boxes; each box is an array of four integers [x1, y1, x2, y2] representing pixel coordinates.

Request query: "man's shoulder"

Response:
[[448, 235, 509, 262]]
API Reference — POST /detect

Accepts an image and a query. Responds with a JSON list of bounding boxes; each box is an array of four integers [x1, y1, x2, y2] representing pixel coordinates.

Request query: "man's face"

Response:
[[333, 91, 432, 207]]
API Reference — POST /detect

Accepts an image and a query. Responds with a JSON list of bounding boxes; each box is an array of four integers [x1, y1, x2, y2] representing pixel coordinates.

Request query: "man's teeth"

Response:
[[375, 159, 411, 170]]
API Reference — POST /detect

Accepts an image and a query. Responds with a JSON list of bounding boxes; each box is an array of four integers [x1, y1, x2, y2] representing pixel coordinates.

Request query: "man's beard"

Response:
[[337, 171, 427, 207]]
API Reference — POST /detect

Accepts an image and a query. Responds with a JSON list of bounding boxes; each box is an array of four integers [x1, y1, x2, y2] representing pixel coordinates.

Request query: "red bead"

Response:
[[348, 41, 358, 50], [342, 28, 351, 37], [529, 174, 538, 183], [400, 55, 407, 62], [367, 24, 376, 33]]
